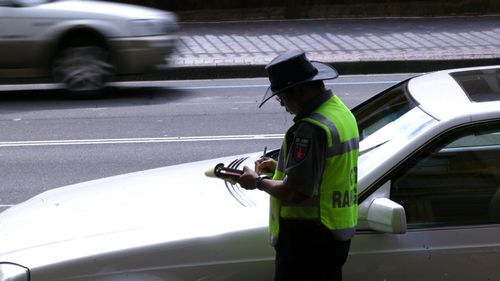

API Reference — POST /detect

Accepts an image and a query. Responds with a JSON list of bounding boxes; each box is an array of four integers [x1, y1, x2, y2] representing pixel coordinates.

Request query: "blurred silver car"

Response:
[[1, 66, 499, 281], [0, 0, 178, 92]]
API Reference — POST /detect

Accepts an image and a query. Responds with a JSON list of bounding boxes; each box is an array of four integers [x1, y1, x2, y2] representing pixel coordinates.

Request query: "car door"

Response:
[[0, 0, 12, 69], [0, 0, 48, 70], [345, 121, 500, 281]]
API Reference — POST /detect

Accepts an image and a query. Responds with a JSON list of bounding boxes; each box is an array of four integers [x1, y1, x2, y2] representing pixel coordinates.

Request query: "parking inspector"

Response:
[[237, 50, 359, 281]]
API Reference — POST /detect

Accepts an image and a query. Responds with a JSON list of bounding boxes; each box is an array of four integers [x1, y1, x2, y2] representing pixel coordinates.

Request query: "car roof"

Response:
[[408, 65, 500, 122]]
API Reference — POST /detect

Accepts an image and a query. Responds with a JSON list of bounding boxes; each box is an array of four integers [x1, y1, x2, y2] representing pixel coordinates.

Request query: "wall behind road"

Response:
[[115, 0, 500, 21]]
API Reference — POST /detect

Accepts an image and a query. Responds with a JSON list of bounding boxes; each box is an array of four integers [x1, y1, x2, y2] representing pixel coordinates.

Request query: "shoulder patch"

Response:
[[293, 137, 310, 162]]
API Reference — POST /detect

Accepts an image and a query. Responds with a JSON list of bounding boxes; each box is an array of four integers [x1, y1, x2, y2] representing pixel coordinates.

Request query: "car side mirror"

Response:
[[367, 198, 407, 234]]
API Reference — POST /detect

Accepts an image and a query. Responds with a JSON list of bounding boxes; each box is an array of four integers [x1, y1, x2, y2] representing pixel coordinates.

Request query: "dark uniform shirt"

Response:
[[274, 90, 352, 281], [282, 90, 333, 198]]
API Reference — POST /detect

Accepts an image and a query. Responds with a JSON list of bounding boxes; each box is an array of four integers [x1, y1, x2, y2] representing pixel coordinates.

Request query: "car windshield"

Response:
[[356, 79, 437, 178], [355, 80, 417, 142]]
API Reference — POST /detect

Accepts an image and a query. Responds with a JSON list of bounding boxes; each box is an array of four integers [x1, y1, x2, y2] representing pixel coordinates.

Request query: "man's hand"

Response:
[[255, 158, 277, 175], [237, 165, 306, 203], [237, 166, 259, 190]]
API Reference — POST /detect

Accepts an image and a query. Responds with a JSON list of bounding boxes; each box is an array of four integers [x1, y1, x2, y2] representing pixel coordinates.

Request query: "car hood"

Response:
[[39, 0, 174, 19], [0, 152, 269, 264]]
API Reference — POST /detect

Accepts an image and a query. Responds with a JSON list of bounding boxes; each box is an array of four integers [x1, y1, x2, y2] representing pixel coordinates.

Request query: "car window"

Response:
[[451, 68, 500, 102], [390, 122, 500, 229], [0, 0, 47, 7], [21, 0, 50, 5], [0, 0, 13, 6], [354, 79, 417, 141]]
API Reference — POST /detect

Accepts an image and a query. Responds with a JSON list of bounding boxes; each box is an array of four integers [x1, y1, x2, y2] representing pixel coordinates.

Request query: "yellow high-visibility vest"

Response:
[[269, 95, 359, 245]]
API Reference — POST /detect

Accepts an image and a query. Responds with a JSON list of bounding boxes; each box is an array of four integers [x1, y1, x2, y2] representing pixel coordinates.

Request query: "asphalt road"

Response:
[[0, 73, 413, 212]]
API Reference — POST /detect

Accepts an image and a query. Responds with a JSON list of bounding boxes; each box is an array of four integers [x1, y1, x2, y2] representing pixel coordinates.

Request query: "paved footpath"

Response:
[[165, 15, 500, 78]]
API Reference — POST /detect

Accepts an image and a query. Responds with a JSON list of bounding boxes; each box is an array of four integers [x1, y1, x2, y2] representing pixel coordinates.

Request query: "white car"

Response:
[[0, 0, 178, 92], [1, 66, 499, 281]]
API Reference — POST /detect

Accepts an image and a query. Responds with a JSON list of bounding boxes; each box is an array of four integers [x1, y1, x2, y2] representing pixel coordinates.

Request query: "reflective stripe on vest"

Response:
[[308, 113, 360, 157], [269, 95, 359, 245]]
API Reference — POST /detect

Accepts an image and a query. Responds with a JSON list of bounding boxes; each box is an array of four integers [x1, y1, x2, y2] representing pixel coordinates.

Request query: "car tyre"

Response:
[[52, 46, 114, 94]]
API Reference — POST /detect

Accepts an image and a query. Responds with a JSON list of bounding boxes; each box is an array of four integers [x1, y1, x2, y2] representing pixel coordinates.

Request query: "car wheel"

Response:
[[52, 46, 114, 93]]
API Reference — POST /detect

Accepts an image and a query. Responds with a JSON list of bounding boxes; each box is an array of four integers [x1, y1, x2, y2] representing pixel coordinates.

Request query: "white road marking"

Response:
[[0, 134, 285, 148], [0, 75, 409, 92], [172, 80, 402, 90]]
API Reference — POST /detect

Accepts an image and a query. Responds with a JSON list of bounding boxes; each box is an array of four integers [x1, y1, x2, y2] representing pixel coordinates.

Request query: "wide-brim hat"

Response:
[[259, 50, 338, 108]]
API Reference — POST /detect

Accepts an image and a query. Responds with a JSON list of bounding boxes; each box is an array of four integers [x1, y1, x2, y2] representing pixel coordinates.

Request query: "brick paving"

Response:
[[169, 16, 500, 74]]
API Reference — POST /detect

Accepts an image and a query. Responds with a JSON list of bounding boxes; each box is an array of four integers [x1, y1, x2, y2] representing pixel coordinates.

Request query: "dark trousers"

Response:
[[274, 219, 351, 281]]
